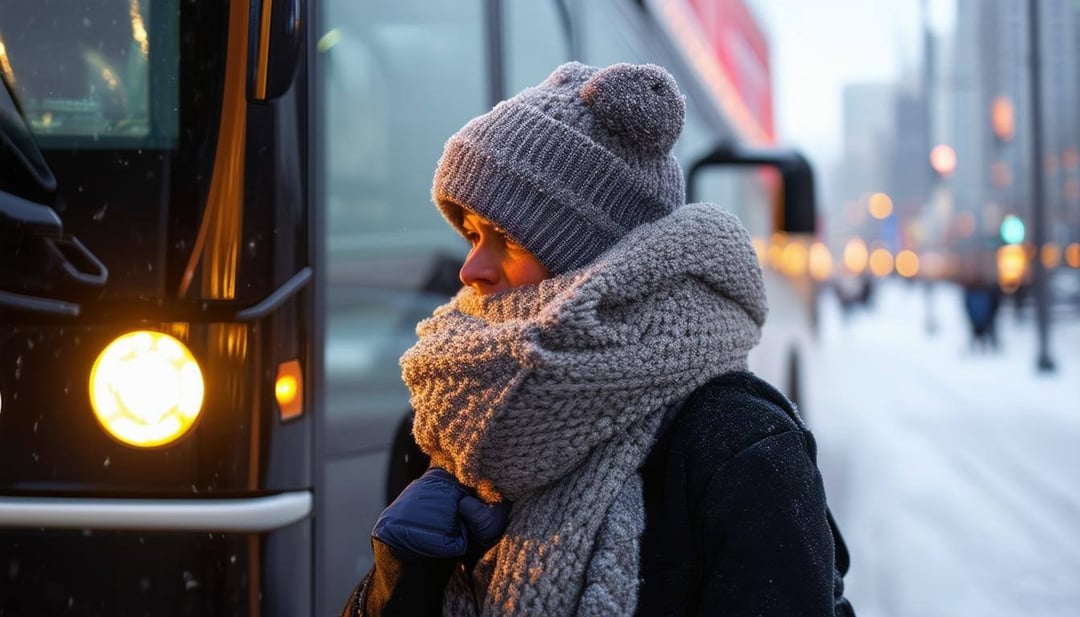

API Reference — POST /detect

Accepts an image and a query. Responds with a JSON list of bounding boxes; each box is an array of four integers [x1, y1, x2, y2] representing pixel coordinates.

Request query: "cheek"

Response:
[[506, 254, 550, 287]]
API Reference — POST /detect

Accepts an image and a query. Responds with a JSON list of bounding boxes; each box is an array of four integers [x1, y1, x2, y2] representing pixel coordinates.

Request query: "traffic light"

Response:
[[1000, 215, 1025, 245]]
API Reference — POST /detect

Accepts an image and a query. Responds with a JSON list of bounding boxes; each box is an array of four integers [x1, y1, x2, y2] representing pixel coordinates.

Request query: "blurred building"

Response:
[[836, 83, 896, 249], [1040, 0, 1080, 248], [889, 91, 931, 249], [948, 0, 1080, 276]]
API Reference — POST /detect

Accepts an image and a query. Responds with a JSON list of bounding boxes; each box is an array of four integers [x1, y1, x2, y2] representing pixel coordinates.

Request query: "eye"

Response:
[[494, 227, 521, 248], [464, 231, 481, 245]]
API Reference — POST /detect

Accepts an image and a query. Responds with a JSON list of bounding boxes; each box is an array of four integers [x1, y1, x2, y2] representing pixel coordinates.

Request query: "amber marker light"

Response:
[[275, 359, 304, 420], [89, 331, 204, 448]]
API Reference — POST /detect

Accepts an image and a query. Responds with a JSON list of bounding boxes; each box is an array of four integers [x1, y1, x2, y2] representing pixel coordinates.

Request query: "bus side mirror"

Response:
[[686, 143, 817, 234]]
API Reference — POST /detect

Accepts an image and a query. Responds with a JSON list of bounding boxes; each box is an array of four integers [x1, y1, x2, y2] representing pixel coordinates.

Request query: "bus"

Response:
[[0, 0, 817, 614]]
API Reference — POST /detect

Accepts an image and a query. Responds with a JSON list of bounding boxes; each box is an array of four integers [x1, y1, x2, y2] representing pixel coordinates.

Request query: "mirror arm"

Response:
[[686, 141, 817, 234]]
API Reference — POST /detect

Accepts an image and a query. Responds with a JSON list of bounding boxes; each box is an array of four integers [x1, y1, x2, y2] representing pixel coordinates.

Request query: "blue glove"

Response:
[[459, 495, 511, 570], [372, 468, 471, 559], [459, 495, 511, 549], [373, 467, 512, 561]]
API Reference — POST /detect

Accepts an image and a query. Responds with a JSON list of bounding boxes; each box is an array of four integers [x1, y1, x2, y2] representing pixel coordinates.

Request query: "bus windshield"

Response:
[[0, 0, 179, 148]]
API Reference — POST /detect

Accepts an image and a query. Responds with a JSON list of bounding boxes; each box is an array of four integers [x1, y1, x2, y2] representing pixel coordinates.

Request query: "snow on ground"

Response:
[[807, 279, 1080, 617]]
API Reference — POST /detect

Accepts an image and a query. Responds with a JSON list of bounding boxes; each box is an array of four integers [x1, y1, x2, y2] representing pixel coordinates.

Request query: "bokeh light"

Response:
[[869, 248, 895, 277], [844, 238, 869, 274], [809, 242, 833, 281], [780, 241, 808, 277], [1066, 243, 1080, 269], [930, 144, 957, 176], [1041, 243, 1061, 269], [868, 193, 893, 220], [895, 250, 920, 278]]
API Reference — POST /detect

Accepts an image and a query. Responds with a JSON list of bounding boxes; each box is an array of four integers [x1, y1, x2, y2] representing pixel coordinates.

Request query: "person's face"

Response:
[[459, 211, 550, 294]]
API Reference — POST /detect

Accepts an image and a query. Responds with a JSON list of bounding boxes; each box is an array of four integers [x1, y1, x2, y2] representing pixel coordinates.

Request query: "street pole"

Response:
[[1027, 0, 1055, 372], [922, 0, 938, 336]]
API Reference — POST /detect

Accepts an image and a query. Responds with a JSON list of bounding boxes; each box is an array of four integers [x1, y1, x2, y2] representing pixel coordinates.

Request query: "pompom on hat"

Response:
[[432, 62, 687, 274]]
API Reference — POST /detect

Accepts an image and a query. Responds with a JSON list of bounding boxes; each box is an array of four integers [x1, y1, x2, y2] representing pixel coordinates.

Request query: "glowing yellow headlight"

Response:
[[89, 331, 204, 448]]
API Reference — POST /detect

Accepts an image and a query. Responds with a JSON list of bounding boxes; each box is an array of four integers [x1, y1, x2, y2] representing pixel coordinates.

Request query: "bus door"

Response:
[[0, 1, 315, 614]]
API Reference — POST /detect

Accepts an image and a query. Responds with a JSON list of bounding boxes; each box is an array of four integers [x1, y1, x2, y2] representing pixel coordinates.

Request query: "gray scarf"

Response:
[[400, 204, 767, 616]]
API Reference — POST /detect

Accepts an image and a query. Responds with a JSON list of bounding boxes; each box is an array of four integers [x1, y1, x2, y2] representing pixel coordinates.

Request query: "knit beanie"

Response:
[[432, 61, 687, 274]]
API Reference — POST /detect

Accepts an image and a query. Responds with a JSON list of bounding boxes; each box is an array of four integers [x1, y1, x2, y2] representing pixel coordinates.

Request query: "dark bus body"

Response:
[[1, 1, 314, 614]]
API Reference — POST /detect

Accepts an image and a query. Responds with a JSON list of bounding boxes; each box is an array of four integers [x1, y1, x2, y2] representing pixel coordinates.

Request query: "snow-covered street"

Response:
[[809, 279, 1080, 617]]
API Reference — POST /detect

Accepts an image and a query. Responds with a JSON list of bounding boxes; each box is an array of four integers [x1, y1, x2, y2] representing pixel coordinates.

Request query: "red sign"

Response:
[[686, 0, 774, 141]]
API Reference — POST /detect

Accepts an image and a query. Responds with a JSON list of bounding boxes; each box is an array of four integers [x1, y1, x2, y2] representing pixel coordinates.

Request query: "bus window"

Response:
[[322, 2, 487, 256], [0, 0, 179, 149], [689, 165, 773, 245], [579, 0, 650, 66], [321, 1, 488, 423], [505, 0, 572, 94], [319, 0, 488, 605]]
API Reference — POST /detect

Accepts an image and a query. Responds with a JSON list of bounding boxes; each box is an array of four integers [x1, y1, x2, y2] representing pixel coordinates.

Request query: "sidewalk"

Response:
[[807, 279, 1080, 617]]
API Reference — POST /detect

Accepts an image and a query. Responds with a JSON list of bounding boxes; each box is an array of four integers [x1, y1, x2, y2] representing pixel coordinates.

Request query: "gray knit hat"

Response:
[[432, 61, 686, 274]]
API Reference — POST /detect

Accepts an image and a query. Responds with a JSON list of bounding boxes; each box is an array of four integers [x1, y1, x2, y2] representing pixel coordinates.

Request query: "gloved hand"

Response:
[[372, 468, 512, 561], [459, 495, 511, 549], [372, 467, 471, 559], [460, 495, 511, 569]]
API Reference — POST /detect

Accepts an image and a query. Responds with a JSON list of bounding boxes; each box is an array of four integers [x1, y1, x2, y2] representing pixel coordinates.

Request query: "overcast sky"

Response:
[[752, 0, 956, 170]]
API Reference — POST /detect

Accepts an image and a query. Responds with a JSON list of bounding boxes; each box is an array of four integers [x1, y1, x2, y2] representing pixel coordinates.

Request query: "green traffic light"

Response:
[[1000, 215, 1025, 245]]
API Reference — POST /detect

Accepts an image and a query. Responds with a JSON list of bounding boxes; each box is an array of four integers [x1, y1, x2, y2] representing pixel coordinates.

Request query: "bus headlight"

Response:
[[89, 331, 204, 448]]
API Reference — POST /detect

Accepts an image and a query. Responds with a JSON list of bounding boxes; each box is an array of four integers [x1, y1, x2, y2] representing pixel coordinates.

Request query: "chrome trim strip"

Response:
[[0, 491, 312, 532]]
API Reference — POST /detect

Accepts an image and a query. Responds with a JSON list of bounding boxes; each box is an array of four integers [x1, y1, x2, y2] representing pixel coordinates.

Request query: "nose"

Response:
[[460, 244, 503, 294]]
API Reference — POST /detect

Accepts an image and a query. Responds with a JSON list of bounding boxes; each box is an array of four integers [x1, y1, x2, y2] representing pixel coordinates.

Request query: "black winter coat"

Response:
[[343, 372, 854, 616]]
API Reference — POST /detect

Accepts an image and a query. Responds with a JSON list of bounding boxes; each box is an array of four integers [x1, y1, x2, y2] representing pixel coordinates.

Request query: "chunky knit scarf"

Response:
[[400, 204, 768, 616]]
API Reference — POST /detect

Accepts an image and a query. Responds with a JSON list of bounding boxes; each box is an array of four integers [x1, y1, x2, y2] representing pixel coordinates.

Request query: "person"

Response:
[[342, 61, 853, 616], [962, 282, 1002, 351]]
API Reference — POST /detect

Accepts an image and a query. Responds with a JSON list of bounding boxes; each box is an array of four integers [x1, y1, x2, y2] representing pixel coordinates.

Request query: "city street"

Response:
[[808, 279, 1080, 617]]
